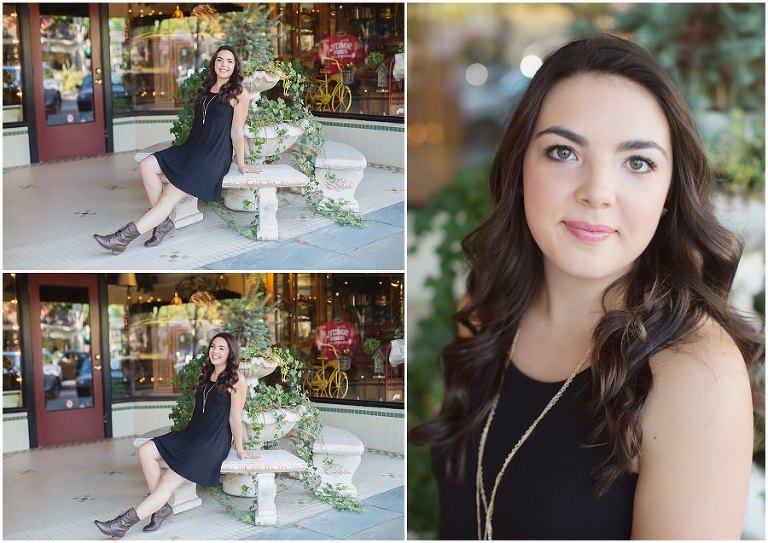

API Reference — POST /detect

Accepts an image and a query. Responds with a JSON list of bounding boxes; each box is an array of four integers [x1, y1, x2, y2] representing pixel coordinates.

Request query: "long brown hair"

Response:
[[410, 34, 761, 495], [197, 332, 241, 394], [196, 45, 244, 106]]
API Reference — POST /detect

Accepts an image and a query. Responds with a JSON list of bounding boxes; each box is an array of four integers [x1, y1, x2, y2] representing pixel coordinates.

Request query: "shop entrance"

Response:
[[29, 274, 105, 446], [29, 3, 106, 160]]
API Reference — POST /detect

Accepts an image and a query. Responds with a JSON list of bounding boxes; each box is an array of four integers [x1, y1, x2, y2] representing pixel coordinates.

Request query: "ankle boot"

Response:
[[142, 502, 173, 532], [144, 216, 174, 247], [93, 222, 140, 254], [94, 507, 140, 539]]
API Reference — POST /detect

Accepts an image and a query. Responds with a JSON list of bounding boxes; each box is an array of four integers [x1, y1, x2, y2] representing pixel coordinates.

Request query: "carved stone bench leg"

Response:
[[257, 186, 279, 241], [254, 473, 277, 526], [172, 194, 204, 228], [317, 168, 363, 212], [169, 478, 203, 513]]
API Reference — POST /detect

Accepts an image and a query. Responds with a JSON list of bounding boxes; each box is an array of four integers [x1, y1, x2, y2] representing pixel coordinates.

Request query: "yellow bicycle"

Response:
[[305, 57, 352, 113], [301, 343, 349, 398]]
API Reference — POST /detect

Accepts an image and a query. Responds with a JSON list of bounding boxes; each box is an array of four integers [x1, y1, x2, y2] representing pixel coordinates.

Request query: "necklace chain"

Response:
[[475, 331, 591, 540], [202, 92, 218, 125], [202, 382, 215, 414]]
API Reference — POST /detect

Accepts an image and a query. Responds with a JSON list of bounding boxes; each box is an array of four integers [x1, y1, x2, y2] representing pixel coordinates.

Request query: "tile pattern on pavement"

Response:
[[3, 437, 403, 540], [3, 152, 404, 270]]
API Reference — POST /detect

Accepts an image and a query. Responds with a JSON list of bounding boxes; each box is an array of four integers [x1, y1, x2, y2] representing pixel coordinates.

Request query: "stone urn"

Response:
[[223, 122, 305, 211], [243, 70, 280, 103]]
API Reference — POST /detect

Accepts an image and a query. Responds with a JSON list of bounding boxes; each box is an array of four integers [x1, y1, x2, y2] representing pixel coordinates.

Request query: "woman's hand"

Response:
[[236, 448, 261, 460], [238, 164, 263, 175]]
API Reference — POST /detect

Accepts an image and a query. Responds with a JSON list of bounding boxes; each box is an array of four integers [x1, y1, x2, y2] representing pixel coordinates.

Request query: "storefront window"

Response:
[[3, 274, 24, 408], [107, 3, 403, 119], [276, 273, 404, 404], [3, 4, 24, 123], [278, 3, 404, 118], [106, 273, 403, 405]]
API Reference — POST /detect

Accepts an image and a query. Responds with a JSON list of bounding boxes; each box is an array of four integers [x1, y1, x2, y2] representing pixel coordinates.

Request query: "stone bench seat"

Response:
[[134, 145, 308, 240], [281, 425, 364, 497], [133, 428, 306, 526], [134, 139, 365, 240]]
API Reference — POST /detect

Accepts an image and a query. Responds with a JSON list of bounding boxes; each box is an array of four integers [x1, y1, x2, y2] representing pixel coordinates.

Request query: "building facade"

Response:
[[3, 3, 404, 168], [3, 273, 404, 453]]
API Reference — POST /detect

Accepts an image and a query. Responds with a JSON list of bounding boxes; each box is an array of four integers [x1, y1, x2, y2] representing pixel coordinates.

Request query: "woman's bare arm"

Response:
[[229, 371, 257, 458], [631, 320, 753, 539], [230, 89, 252, 173]]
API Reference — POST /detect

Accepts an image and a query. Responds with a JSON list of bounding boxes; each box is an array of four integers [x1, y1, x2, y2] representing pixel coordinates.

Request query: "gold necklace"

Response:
[[202, 382, 215, 414], [202, 92, 218, 125], [475, 332, 592, 540]]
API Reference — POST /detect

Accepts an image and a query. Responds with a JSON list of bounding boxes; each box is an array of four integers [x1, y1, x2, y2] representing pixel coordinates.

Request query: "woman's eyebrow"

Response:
[[618, 139, 668, 158], [535, 126, 587, 146], [536, 125, 668, 158]]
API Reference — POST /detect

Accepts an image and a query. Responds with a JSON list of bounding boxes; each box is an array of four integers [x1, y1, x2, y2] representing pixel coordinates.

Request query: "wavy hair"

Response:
[[410, 34, 761, 495], [197, 332, 241, 394], [196, 45, 244, 106]]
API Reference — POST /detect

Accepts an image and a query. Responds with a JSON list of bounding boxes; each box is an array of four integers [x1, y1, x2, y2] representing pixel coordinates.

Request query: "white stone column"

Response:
[[257, 186, 279, 240]]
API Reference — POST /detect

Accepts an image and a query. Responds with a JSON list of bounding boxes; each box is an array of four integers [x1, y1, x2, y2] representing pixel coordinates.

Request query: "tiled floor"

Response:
[[3, 152, 404, 270], [3, 437, 404, 540]]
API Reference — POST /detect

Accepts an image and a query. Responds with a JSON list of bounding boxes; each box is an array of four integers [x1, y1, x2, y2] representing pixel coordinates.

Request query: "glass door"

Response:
[[29, 274, 105, 446], [30, 3, 106, 160]]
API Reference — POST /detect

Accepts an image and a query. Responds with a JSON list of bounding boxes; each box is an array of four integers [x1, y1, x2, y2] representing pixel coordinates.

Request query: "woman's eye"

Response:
[[625, 157, 654, 173], [546, 145, 576, 162]]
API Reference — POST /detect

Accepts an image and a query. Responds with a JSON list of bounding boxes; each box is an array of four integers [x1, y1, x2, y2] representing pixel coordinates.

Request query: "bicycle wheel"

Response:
[[328, 369, 349, 399], [331, 85, 352, 112]]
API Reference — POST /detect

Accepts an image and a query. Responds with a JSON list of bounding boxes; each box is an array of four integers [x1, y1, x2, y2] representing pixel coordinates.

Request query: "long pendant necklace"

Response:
[[202, 92, 218, 126], [475, 331, 592, 540], [202, 382, 215, 414]]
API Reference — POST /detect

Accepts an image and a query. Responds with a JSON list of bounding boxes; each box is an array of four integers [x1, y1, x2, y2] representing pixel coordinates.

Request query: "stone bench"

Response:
[[134, 139, 366, 240], [133, 429, 306, 526], [280, 425, 364, 497], [134, 144, 307, 240], [315, 140, 367, 212]]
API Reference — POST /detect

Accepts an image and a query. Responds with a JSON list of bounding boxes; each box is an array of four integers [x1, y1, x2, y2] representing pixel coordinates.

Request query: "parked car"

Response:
[[76, 357, 128, 397], [41, 354, 62, 399], [4, 65, 62, 113], [77, 74, 129, 111]]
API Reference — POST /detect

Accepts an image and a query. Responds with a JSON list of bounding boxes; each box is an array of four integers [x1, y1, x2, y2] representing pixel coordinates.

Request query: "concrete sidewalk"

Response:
[[3, 436, 404, 540], [2, 152, 404, 270]]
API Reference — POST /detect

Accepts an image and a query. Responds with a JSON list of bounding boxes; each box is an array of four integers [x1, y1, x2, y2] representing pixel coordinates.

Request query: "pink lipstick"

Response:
[[563, 221, 615, 243]]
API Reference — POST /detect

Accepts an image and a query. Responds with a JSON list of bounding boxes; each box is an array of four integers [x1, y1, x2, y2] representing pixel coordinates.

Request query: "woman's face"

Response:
[[214, 49, 236, 80], [522, 73, 673, 283], [209, 337, 230, 370]]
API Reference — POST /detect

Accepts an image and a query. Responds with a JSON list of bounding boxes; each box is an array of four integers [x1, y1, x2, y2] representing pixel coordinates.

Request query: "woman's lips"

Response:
[[563, 220, 616, 243]]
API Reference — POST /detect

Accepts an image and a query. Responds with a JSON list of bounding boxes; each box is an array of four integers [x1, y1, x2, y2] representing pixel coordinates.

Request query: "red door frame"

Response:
[[29, 274, 105, 446], [29, 3, 106, 161]]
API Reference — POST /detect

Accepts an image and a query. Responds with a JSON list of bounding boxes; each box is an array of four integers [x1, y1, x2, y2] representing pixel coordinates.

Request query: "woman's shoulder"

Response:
[[231, 87, 249, 107], [642, 317, 752, 445]]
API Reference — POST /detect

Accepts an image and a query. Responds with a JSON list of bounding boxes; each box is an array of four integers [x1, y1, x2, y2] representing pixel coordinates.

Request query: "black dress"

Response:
[[153, 378, 232, 487], [434, 362, 638, 540], [153, 92, 234, 202]]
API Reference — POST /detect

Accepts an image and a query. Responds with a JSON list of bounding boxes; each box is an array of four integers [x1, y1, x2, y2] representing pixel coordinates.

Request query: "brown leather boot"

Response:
[[94, 507, 139, 539], [144, 216, 174, 247], [93, 222, 140, 254], [142, 502, 173, 532]]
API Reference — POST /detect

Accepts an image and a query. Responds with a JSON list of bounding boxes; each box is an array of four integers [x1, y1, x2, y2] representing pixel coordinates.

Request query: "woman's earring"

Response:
[[661, 207, 668, 217]]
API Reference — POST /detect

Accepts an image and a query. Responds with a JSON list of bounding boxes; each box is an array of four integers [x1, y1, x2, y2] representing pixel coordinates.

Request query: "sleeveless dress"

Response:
[[434, 361, 638, 539], [153, 378, 233, 487], [153, 92, 235, 202]]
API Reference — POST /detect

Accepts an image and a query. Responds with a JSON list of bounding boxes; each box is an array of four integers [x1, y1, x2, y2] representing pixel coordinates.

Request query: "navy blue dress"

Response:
[[153, 92, 234, 202], [153, 379, 232, 487], [434, 362, 638, 539]]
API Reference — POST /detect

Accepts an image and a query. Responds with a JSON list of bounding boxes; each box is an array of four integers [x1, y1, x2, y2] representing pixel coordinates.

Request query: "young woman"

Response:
[[410, 34, 760, 540], [93, 45, 260, 254], [93, 332, 259, 538]]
